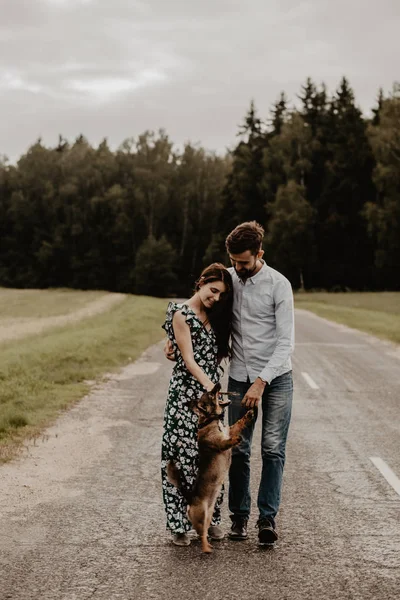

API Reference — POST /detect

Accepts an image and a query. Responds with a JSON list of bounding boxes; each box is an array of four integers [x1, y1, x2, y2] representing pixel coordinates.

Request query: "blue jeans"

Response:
[[228, 371, 293, 527]]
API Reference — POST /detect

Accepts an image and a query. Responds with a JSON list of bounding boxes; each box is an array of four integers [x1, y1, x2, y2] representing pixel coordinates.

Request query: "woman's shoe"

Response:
[[208, 525, 225, 540], [172, 533, 191, 546]]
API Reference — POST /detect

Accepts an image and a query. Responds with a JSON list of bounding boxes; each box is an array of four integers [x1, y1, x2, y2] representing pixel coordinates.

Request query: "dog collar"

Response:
[[198, 414, 224, 430]]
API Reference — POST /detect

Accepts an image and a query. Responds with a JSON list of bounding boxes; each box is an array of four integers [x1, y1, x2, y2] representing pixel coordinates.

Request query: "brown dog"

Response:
[[167, 382, 254, 553]]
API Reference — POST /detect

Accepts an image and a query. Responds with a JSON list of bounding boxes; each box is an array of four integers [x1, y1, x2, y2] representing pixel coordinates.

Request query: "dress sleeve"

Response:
[[162, 302, 178, 341], [162, 302, 197, 340]]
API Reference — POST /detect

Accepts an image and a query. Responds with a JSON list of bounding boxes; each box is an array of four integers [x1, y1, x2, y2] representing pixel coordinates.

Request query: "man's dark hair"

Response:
[[225, 221, 264, 255]]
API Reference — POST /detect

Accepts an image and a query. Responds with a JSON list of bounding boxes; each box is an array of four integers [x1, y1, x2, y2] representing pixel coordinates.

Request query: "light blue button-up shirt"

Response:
[[228, 262, 294, 384]]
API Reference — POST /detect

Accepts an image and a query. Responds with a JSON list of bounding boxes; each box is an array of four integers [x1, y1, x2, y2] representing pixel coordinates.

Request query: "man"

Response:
[[225, 221, 294, 546], [165, 220, 294, 546]]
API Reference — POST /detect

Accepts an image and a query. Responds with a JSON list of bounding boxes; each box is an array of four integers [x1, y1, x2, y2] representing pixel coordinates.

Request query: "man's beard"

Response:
[[235, 263, 258, 281]]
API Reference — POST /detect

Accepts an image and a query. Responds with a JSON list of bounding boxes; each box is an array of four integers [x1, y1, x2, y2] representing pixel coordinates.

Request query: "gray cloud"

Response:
[[0, 0, 399, 161]]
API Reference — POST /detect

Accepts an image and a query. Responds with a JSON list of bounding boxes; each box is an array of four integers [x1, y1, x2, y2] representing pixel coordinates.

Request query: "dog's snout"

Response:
[[218, 398, 231, 407]]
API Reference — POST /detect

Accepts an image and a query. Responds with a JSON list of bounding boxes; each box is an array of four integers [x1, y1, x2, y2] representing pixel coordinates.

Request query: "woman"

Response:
[[161, 263, 233, 546]]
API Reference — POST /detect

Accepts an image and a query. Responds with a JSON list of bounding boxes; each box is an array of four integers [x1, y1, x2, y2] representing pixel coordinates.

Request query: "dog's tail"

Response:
[[166, 461, 193, 504]]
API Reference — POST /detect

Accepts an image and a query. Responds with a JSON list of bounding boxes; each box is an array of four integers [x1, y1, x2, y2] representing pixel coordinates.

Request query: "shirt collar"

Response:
[[247, 260, 267, 284], [235, 260, 267, 285]]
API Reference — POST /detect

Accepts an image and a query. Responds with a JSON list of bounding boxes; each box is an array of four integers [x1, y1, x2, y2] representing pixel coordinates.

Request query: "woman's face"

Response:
[[197, 280, 227, 310]]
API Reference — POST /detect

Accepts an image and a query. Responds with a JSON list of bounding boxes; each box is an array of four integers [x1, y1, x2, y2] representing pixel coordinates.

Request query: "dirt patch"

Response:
[[0, 351, 163, 517], [0, 293, 125, 343]]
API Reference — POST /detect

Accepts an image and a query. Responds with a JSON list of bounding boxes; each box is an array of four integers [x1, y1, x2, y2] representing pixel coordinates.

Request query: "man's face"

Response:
[[228, 249, 263, 280]]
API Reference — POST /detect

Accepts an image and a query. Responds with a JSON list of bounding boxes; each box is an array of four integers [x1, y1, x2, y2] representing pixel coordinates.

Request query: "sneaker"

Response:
[[172, 533, 191, 546], [208, 525, 225, 540], [257, 517, 278, 545], [187, 528, 198, 538], [228, 516, 248, 541]]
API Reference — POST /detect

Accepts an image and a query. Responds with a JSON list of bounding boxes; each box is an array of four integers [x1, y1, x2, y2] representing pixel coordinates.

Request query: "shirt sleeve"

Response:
[[259, 278, 295, 384]]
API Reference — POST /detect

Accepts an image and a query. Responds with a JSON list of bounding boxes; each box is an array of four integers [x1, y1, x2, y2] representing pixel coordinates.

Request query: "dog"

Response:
[[167, 382, 254, 553]]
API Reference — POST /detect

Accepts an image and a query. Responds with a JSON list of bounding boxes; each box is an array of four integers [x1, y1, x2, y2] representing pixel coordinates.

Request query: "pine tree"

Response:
[[316, 77, 376, 288], [371, 88, 385, 126], [270, 92, 288, 136], [219, 101, 267, 233], [365, 87, 400, 288], [263, 112, 316, 286]]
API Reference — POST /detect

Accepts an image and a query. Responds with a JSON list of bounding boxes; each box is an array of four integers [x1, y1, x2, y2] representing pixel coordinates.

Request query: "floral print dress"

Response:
[[161, 302, 223, 534]]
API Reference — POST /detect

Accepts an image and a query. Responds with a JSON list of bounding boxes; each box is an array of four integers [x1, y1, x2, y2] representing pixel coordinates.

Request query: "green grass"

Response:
[[0, 287, 110, 318], [294, 292, 400, 344], [0, 294, 167, 461]]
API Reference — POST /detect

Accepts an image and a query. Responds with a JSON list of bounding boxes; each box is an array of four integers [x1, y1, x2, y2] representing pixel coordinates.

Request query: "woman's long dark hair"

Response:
[[195, 263, 233, 360]]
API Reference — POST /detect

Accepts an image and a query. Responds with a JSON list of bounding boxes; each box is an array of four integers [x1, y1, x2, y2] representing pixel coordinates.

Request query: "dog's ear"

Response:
[[210, 382, 221, 395], [188, 398, 197, 411]]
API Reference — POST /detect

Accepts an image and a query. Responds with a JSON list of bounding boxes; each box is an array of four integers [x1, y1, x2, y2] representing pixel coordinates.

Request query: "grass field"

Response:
[[294, 292, 400, 344], [0, 288, 109, 318], [0, 292, 168, 461]]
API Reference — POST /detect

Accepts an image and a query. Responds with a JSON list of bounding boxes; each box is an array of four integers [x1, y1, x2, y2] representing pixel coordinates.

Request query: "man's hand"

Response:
[[241, 378, 266, 408], [163, 339, 176, 362]]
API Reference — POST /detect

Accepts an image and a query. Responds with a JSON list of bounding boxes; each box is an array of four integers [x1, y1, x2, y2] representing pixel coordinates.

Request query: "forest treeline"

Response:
[[0, 77, 399, 295]]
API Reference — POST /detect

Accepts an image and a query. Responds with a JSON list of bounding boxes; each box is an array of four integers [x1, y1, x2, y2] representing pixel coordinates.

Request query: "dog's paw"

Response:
[[244, 409, 255, 423], [231, 435, 242, 446], [202, 543, 213, 554]]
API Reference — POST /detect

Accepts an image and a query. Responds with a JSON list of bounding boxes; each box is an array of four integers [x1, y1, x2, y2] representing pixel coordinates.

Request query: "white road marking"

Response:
[[296, 342, 367, 348], [301, 372, 319, 390], [370, 457, 400, 497]]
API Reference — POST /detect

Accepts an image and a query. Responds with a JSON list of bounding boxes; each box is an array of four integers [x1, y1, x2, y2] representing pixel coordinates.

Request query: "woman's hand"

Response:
[[205, 381, 216, 392], [164, 339, 176, 361]]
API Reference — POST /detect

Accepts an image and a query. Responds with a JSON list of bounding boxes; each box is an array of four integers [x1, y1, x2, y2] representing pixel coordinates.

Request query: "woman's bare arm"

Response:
[[172, 311, 215, 391]]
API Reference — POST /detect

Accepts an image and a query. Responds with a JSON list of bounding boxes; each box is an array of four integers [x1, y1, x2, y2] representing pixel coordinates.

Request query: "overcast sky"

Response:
[[1, 0, 399, 161]]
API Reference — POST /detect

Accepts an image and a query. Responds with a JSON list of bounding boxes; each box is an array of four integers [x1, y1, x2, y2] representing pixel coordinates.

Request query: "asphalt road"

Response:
[[1, 309, 399, 599]]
